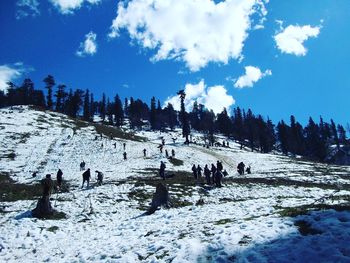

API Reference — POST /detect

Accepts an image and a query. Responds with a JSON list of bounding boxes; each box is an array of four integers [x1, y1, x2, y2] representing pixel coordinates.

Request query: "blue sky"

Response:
[[0, 0, 349, 126]]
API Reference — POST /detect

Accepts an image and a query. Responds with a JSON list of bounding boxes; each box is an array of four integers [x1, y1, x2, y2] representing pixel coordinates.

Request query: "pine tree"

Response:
[[64, 89, 73, 116], [0, 90, 6, 108], [100, 93, 106, 122], [232, 107, 244, 148], [164, 103, 177, 130], [330, 119, 340, 149], [43, 75, 55, 110], [245, 109, 257, 151], [114, 94, 124, 127], [156, 99, 166, 130], [177, 90, 190, 143], [277, 120, 289, 155], [216, 108, 232, 137], [190, 101, 200, 131], [83, 89, 90, 121], [54, 84, 67, 113], [337, 124, 347, 144], [124, 98, 129, 117], [90, 93, 95, 121], [265, 118, 276, 152], [150, 96, 157, 130], [106, 98, 113, 125], [21, 78, 34, 105], [305, 117, 327, 161]]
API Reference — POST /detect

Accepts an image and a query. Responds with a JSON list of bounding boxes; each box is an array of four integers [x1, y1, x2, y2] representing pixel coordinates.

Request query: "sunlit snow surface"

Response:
[[0, 106, 350, 262]]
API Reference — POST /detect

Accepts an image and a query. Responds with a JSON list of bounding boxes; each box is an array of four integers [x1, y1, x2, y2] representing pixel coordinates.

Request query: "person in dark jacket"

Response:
[[192, 164, 198, 179], [56, 169, 63, 188], [159, 161, 166, 180], [171, 149, 175, 157], [42, 174, 54, 197], [211, 164, 217, 183], [204, 165, 211, 185], [95, 170, 103, 186], [237, 162, 245, 175], [123, 152, 127, 160], [82, 168, 91, 188], [246, 166, 251, 174], [217, 160, 223, 172], [80, 161, 86, 171], [214, 170, 223, 187], [197, 165, 203, 178], [143, 148, 147, 157]]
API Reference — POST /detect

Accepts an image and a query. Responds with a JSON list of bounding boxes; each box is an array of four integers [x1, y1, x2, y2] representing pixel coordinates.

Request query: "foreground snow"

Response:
[[0, 106, 350, 262]]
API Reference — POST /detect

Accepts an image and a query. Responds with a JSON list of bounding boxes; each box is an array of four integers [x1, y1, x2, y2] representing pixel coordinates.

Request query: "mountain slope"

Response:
[[0, 106, 350, 263]]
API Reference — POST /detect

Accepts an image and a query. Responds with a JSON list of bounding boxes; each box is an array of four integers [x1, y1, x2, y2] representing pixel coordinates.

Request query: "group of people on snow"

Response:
[[201, 161, 228, 187], [237, 162, 251, 175], [81, 168, 104, 188]]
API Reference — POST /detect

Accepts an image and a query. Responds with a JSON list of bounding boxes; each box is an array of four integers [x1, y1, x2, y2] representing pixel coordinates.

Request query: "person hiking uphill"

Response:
[[82, 168, 91, 189], [95, 170, 103, 186], [56, 169, 63, 189]]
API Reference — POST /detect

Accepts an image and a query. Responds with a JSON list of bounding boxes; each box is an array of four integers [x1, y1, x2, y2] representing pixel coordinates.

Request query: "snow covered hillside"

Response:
[[1, 105, 350, 262]]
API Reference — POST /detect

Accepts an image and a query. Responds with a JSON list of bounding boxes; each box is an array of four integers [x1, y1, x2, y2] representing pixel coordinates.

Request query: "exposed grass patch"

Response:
[[1, 152, 16, 160], [0, 172, 70, 202], [127, 170, 197, 210], [168, 157, 184, 166], [29, 106, 146, 142], [47, 226, 59, 233], [214, 218, 233, 225], [225, 177, 350, 191], [277, 203, 350, 218], [93, 123, 146, 142], [38, 211, 67, 220], [0, 172, 42, 202]]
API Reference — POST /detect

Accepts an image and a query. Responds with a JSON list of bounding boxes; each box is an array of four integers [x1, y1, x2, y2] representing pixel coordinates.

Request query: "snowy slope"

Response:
[[1, 106, 350, 263]]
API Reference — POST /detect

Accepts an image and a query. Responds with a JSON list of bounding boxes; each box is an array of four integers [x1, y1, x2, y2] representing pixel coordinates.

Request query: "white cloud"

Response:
[[274, 24, 321, 56], [164, 80, 235, 114], [50, 0, 100, 14], [234, 66, 271, 88], [16, 0, 40, 19], [0, 63, 28, 92], [76, 32, 97, 57], [109, 0, 268, 71]]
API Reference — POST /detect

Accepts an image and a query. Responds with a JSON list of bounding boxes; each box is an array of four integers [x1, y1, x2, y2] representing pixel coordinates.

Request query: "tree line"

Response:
[[0, 75, 347, 163]]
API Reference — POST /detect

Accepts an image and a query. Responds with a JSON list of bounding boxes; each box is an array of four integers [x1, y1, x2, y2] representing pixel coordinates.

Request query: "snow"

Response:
[[0, 105, 350, 262]]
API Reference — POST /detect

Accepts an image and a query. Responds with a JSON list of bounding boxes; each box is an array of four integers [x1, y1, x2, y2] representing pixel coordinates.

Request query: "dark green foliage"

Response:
[[216, 108, 232, 137], [163, 103, 178, 130], [54, 84, 67, 113], [43, 75, 55, 110], [99, 93, 106, 121], [83, 89, 90, 121], [1, 74, 348, 164], [113, 94, 124, 127], [150, 96, 157, 130], [168, 158, 184, 166], [177, 90, 190, 143]]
